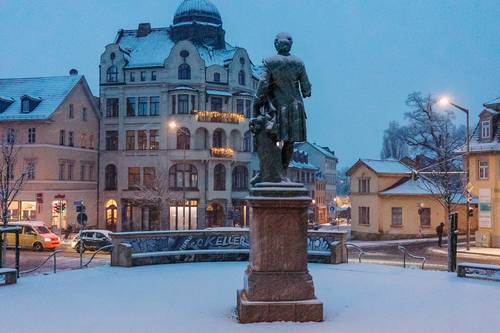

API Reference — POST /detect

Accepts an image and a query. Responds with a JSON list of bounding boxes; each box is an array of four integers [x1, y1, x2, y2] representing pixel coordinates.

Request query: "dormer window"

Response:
[[481, 120, 491, 139], [20, 95, 41, 113], [107, 66, 118, 82], [0, 97, 14, 113]]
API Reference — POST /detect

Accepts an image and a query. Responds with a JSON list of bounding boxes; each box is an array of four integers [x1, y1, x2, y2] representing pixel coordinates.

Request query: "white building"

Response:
[[99, 0, 259, 231]]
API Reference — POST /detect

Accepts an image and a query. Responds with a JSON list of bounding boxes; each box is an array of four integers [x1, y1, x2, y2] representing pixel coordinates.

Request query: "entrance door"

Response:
[[206, 203, 224, 228], [105, 201, 118, 232]]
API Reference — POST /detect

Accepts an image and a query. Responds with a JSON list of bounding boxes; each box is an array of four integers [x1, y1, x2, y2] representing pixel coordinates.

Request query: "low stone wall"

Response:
[[110, 228, 347, 267]]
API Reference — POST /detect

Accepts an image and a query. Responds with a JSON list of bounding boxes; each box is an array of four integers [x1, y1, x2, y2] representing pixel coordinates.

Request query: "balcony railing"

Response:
[[210, 147, 235, 158], [194, 110, 245, 124]]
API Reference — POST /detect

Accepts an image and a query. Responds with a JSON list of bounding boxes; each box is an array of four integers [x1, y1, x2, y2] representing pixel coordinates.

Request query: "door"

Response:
[[22, 226, 36, 248], [105, 204, 118, 232]]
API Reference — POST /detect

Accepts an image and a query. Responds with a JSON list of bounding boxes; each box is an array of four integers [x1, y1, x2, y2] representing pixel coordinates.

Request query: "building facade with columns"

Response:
[[99, 0, 259, 231], [0, 74, 99, 233]]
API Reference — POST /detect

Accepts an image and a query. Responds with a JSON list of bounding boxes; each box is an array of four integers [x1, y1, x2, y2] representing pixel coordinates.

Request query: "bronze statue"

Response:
[[251, 32, 312, 184]]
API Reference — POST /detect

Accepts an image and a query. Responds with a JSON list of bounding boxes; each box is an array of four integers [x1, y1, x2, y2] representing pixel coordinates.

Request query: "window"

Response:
[[171, 95, 176, 114], [89, 164, 94, 181], [28, 128, 36, 144], [479, 160, 489, 180], [130, 72, 135, 82], [211, 97, 223, 112], [59, 161, 66, 180], [214, 72, 220, 82], [80, 164, 86, 181], [391, 207, 403, 226], [191, 95, 195, 113], [82, 107, 87, 121], [178, 63, 191, 80], [138, 97, 148, 116], [59, 130, 65, 145], [68, 131, 74, 147], [169, 164, 198, 190], [236, 99, 244, 114], [80, 133, 87, 148], [126, 130, 135, 150], [213, 129, 224, 148], [178, 94, 189, 114], [245, 100, 251, 118], [143, 167, 155, 188], [138, 130, 147, 150], [150, 96, 159, 116], [25, 160, 35, 180], [232, 166, 248, 191], [140, 71, 146, 81], [214, 164, 226, 191], [420, 208, 431, 227], [105, 164, 117, 190], [358, 178, 370, 193], [238, 70, 246, 86], [151, 71, 157, 81], [105, 131, 118, 151], [127, 97, 136, 116], [106, 98, 119, 117], [89, 135, 95, 149], [481, 120, 491, 139], [177, 128, 190, 149], [21, 99, 30, 113], [150, 130, 159, 150], [69, 104, 74, 119], [106, 66, 118, 82], [359, 207, 370, 225], [128, 167, 141, 190], [243, 131, 251, 152], [68, 162, 74, 181]]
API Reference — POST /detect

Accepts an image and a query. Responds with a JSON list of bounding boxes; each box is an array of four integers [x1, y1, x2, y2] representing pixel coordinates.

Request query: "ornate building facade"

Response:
[[99, 0, 259, 231]]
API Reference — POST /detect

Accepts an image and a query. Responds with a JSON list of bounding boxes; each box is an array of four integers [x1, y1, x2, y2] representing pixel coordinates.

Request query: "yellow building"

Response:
[[348, 159, 476, 240], [467, 106, 500, 247]]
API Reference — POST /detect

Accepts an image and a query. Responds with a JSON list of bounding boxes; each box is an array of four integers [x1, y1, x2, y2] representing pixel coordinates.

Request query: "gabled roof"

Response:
[[0, 75, 84, 121], [347, 159, 412, 176], [297, 142, 338, 160], [380, 177, 435, 196]]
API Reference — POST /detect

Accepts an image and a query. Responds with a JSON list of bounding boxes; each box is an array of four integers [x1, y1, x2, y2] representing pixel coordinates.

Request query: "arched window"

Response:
[[238, 70, 246, 86], [232, 166, 248, 191], [214, 164, 226, 191], [243, 131, 252, 152], [105, 164, 117, 190], [107, 66, 118, 82], [177, 127, 190, 149], [169, 164, 198, 190], [178, 63, 191, 80], [213, 128, 225, 148], [214, 72, 220, 82]]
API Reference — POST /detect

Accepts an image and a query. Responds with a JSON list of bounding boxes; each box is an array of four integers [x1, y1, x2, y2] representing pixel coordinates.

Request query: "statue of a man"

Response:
[[251, 32, 312, 184]]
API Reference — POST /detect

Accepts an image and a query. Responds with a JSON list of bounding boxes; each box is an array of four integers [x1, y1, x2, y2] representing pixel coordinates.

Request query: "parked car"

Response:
[[5, 221, 60, 251], [71, 230, 112, 253]]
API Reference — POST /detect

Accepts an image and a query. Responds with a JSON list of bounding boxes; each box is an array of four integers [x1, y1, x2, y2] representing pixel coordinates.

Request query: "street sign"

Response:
[[54, 194, 65, 199], [77, 213, 88, 226]]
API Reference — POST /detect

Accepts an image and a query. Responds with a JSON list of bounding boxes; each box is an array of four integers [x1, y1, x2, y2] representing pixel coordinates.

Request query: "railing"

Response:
[[20, 250, 63, 275], [345, 243, 365, 263], [82, 245, 114, 268], [210, 147, 235, 158], [397, 245, 426, 269]]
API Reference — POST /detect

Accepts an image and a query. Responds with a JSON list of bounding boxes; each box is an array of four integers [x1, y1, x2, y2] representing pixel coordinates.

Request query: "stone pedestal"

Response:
[[237, 182, 323, 323]]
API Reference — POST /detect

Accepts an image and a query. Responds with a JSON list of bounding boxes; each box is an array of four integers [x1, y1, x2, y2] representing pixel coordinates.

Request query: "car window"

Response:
[[84, 232, 95, 238], [23, 226, 35, 235]]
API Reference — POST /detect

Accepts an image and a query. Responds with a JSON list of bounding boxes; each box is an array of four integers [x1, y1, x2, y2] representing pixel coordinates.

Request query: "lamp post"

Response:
[[439, 97, 471, 250], [169, 122, 188, 230]]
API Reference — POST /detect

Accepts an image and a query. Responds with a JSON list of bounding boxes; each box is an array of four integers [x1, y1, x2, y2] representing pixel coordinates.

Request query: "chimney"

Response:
[[69, 68, 78, 76], [137, 23, 152, 37]]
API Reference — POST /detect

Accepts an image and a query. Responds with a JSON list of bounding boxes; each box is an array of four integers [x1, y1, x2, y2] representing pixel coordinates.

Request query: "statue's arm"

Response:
[[253, 63, 272, 117], [299, 63, 312, 98]]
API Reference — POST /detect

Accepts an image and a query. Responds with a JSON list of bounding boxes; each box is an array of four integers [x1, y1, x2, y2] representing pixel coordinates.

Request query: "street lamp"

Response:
[[169, 121, 188, 230], [439, 97, 471, 250]]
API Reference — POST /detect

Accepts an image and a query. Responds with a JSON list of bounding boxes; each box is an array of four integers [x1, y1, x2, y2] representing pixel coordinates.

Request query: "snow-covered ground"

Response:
[[4, 262, 499, 333]]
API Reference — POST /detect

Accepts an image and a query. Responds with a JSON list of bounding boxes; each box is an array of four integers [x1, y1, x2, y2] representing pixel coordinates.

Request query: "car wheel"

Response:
[[75, 242, 85, 253], [33, 242, 43, 252]]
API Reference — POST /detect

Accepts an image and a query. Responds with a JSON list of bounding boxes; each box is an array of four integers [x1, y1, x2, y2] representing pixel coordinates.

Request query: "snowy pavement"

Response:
[[3, 262, 499, 333]]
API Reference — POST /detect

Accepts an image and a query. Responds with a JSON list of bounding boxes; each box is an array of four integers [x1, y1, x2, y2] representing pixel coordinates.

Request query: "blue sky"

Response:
[[1, 0, 499, 167]]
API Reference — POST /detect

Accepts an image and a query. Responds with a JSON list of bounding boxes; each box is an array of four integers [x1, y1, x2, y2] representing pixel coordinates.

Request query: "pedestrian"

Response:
[[436, 222, 445, 247]]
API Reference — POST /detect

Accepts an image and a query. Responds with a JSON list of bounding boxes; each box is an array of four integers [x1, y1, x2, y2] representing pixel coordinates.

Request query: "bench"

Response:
[[457, 262, 500, 281], [0, 268, 17, 285]]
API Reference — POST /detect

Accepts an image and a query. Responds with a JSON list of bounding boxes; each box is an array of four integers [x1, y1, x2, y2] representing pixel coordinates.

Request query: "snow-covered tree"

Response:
[[380, 121, 409, 160]]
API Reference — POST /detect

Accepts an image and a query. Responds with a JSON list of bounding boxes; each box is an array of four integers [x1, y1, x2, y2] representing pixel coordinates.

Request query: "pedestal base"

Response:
[[237, 289, 323, 323]]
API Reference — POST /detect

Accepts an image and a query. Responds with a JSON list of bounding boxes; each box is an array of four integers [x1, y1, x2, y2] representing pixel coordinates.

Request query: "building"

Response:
[[467, 102, 500, 247], [288, 149, 327, 224], [0, 73, 99, 232], [347, 159, 477, 240], [295, 142, 337, 222], [99, 0, 259, 231]]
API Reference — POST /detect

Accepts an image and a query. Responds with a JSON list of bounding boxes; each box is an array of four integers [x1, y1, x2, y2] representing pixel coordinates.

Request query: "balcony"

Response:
[[194, 110, 245, 124], [210, 147, 235, 158]]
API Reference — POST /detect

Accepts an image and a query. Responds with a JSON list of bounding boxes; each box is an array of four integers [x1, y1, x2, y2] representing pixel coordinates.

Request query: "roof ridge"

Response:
[[0, 74, 81, 81]]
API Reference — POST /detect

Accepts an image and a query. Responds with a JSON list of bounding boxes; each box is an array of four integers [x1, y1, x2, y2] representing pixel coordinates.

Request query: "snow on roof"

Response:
[[361, 159, 412, 174], [380, 177, 435, 196], [116, 28, 239, 69], [0, 75, 82, 121], [289, 160, 318, 170], [206, 89, 232, 97]]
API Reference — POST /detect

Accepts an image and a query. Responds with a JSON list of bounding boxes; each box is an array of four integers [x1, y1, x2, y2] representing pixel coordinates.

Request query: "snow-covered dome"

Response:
[[173, 0, 222, 26]]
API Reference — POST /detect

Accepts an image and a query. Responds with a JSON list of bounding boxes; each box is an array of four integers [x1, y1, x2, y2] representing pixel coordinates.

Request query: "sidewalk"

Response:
[[350, 235, 468, 249], [431, 246, 500, 258]]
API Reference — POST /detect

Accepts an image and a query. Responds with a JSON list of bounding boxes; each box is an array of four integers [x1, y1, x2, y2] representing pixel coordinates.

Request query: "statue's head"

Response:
[[274, 32, 293, 55]]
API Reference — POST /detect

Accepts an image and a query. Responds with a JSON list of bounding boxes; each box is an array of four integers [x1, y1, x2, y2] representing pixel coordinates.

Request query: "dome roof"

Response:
[[173, 0, 222, 25]]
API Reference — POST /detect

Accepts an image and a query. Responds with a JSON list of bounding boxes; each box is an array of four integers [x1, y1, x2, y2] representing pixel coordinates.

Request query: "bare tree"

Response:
[[0, 136, 33, 267], [380, 121, 409, 159], [336, 166, 351, 196]]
